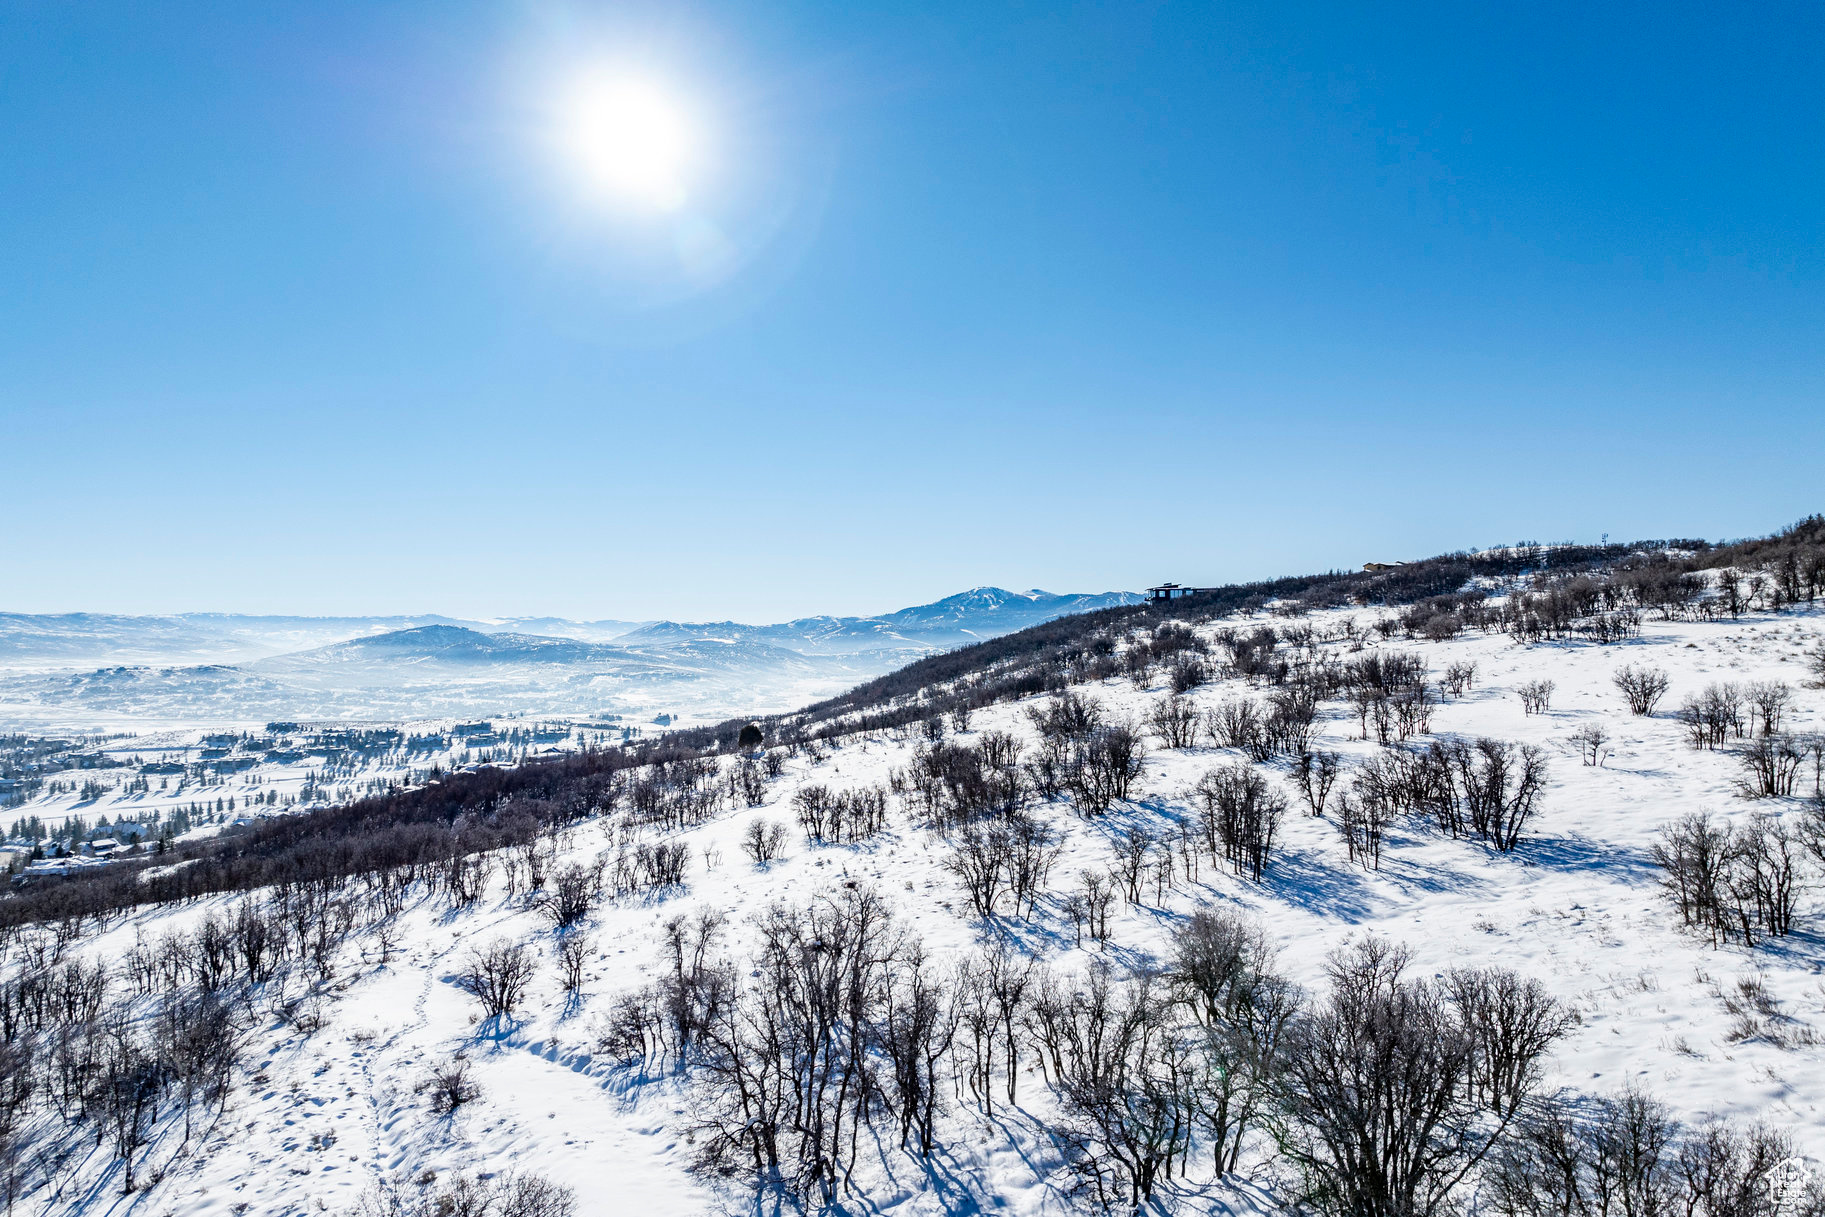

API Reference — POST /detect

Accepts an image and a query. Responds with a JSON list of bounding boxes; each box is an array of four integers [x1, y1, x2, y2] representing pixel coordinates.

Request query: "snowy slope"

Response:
[[6, 596, 1825, 1216]]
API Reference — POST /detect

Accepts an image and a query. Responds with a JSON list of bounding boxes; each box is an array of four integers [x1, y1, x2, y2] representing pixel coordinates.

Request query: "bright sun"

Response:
[[564, 75, 698, 212]]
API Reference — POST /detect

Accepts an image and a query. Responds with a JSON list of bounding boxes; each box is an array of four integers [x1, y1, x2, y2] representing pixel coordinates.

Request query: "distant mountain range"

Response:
[[0, 588, 1141, 728]]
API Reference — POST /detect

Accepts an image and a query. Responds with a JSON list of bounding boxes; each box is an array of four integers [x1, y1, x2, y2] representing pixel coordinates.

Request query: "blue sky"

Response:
[[3, 1, 1821, 621]]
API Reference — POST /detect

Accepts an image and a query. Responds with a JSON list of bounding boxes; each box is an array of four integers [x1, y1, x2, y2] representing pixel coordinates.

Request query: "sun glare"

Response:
[[564, 74, 699, 211]]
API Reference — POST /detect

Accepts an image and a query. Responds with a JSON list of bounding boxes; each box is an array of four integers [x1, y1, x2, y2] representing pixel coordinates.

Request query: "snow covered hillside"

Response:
[[4, 567, 1825, 1217]]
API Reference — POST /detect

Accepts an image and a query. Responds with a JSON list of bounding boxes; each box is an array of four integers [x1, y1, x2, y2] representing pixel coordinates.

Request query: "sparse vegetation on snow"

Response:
[[2, 521, 1825, 1214]]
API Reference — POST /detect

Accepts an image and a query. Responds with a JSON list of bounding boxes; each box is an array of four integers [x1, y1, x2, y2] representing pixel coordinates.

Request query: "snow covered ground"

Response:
[[9, 597, 1825, 1216]]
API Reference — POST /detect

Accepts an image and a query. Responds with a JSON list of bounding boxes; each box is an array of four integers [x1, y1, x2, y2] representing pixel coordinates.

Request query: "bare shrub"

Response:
[[1336, 791, 1389, 870], [1806, 644, 1825, 689], [444, 852, 493, 906], [423, 1057, 482, 1115], [689, 887, 919, 1202], [1613, 664, 1670, 715], [741, 818, 788, 865], [953, 943, 1036, 1115], [1266, 686, 1320, 756], [1192, 764, 1286, 881], [1736, 734, 1805, 798], [1653, 812, 1799, 947], [1170, 910, 1298, 1174], [537, 861, 603, 929], [1654, 812, 1738, 946], [1517, 680, 1555, 715], [945, 813, 1060, 920], [456, 940, 536, 1021], [912, 737, 1027, 826], [1731, 816, 1802, 940], [794, 783, 890, 844], [878, 943, 955, 1157], [1112, 827, 1152, 903], [1441, 968, 1571, 1114], [556, 933, 590, 994], [1072, 871, 1116, 942], [1169, 654, 1210, 693], [728, 757, 766, 806], [1062, 723, 1146, 815], [357, 1171, 575, 1217], [1746, 680, 1793, 735], [1569, 723, 1610, 767], [1485, 1090, 1810, 1217], [1442, 661, 1478, 697], [1291, 750, 1342, 817], [606, 836, 690, 896], [1147, 695, 1201, 749], [1208, 699, 1262, 753], [946, 823, 1012, 919]]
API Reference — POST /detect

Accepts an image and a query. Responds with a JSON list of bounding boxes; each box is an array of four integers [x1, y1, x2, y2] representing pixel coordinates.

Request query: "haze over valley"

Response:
[[0, 588, 1140, 730]]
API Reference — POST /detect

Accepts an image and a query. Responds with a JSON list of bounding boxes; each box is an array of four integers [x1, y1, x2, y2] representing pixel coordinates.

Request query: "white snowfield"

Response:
[[13, 599, 1825, 1216]]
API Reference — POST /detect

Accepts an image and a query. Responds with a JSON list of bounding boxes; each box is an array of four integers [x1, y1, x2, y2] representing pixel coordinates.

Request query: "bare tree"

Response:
[[1278, 941, 1563, 1217], [1457, 740, 1549, 852], [457, 939, 536, 1021], [879, 943, 956, 1157], [1736, 734, 1805, 798], [1029, 967, 1192, 1210], [1745, 681, 1793, 736], [1442, 661, 1478, 697], [1148, 695, 1202, 749], [1613, 664, 1671, 715], [1170, 910, 1297, 1175], [536, 861, 603, 929], [741, 818, 788, 865], [556, 932, 591, 995], [1485, 1089, 1807, 1217], [1292, 750, 1342, 817], [1517, 680, 1555, 715], [94, 1015, 164, 1193], [1569, 723, 1610, 767], [1192, 764, 1287, 881]]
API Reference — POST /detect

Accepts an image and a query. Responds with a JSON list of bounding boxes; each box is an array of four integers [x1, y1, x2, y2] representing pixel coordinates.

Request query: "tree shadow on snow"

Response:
[[1260, 848, 1378, 923], [1513, 834, 1658, 884]]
